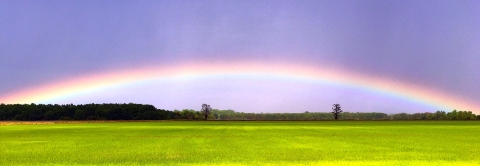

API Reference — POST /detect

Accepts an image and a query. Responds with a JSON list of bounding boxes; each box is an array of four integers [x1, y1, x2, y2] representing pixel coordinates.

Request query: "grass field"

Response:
[[1, 121, 479, 165]]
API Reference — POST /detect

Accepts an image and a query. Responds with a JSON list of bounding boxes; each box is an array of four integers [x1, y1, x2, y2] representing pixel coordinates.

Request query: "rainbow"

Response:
[[0, 61, 478, 113]]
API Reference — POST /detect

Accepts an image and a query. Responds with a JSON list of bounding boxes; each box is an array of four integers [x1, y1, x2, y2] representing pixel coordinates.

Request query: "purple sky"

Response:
[[1, 0, 479, 113]]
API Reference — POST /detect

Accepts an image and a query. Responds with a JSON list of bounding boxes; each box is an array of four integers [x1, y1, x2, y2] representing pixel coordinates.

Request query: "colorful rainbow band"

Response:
[[0, 61, 478, 114]]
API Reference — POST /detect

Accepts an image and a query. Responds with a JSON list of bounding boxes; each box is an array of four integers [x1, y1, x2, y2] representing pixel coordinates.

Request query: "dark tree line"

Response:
[[0, 103, 478, 121], [0, 103, 172, 121], [0, 103, 389, 121]]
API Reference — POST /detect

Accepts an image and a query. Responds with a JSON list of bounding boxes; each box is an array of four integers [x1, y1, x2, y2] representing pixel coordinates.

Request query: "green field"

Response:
[[1, 121, 479, 165]]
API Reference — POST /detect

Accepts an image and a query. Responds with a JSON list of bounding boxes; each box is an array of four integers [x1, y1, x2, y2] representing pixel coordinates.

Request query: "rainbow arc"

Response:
[[0, 61, 477, 113]]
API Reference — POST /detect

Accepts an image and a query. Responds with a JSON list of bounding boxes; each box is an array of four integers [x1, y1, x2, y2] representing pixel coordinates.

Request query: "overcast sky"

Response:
[[1, 0, 479, 113]]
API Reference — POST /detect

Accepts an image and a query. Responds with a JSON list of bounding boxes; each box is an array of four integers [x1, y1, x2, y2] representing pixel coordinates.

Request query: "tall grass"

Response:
[[1, 121, 479, 165]]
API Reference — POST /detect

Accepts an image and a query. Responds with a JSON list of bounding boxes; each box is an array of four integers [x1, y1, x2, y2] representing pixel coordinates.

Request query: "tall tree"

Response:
[[201, 104, 212, 120], [332, 104, 342, 120]]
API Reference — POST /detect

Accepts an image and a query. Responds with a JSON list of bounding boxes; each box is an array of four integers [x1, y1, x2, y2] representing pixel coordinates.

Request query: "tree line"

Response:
[[390, 110, 479, 120], [0, 103, 478, 121], [0, 103, 170, 121]]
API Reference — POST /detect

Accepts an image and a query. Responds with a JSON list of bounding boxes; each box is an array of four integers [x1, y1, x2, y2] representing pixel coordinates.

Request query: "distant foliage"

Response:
[[205, 110, 389, 121], [390, 110, 479, 120], [0, 103, 477, 121]]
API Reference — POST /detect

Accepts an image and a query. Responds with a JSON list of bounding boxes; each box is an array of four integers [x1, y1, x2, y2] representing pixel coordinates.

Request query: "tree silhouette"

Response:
[[201, 104, 212, 120], [332, 104, 342, 120]]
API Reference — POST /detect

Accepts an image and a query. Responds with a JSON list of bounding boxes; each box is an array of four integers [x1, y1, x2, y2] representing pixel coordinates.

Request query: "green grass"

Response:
[[1, 121, 479, 165]]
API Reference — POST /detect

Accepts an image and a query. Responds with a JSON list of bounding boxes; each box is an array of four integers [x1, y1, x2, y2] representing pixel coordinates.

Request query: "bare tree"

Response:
[[332, 104, 342, 120], [201, 104, 212, 120]]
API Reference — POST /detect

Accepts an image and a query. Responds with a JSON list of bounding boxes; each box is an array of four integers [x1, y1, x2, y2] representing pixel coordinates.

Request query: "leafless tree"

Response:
[[332, 104, 342, 120], [201, 104, 212, 120]]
